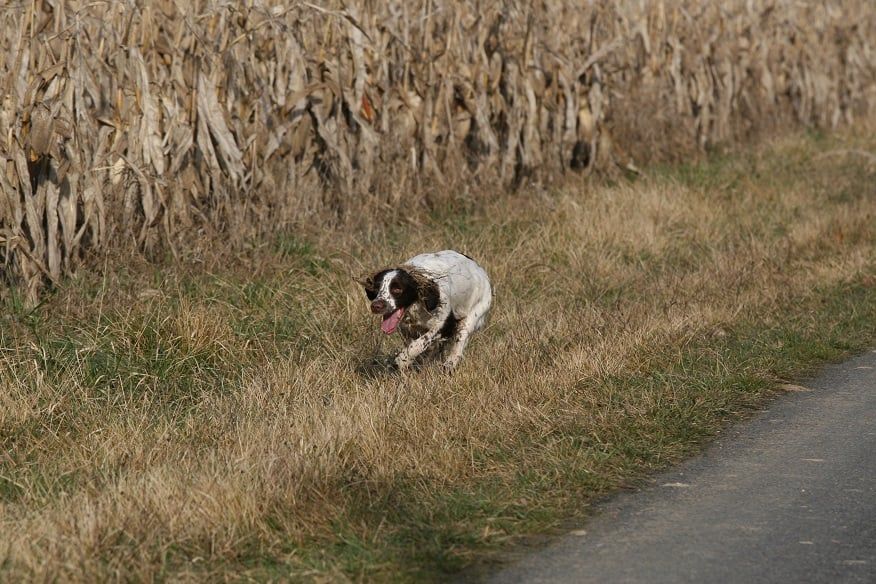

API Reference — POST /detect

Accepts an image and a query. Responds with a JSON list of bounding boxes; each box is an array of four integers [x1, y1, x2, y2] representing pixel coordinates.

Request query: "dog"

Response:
[[360, 250, 492, 371]]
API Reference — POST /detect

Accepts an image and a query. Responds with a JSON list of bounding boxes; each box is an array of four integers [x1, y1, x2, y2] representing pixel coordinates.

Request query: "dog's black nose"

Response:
[[370, 300, 387, 314]]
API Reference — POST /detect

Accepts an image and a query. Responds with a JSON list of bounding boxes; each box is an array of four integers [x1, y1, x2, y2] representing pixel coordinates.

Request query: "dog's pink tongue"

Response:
[[381, 308, 405, 334]]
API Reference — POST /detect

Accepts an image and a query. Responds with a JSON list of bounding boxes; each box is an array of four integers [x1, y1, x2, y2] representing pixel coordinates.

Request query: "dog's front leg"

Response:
[[395, 329, 441, 370], [395, 309, 449, 370]]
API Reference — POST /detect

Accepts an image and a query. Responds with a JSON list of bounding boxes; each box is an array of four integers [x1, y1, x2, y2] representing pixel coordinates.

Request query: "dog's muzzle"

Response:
[[370, 299, 387, 314]]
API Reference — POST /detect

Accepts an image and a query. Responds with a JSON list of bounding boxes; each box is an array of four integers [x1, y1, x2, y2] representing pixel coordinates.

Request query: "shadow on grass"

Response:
[[354, 354, 399, 380], [354, 344, 452, 379]]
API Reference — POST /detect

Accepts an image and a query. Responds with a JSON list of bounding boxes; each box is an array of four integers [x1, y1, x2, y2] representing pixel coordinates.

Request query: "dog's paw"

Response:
[[395, 353, 413, 371], [441, 357, 461, 373]]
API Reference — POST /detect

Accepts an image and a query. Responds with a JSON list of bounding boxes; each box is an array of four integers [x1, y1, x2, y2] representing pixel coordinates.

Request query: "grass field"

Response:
[[1, 126, 875, 581]]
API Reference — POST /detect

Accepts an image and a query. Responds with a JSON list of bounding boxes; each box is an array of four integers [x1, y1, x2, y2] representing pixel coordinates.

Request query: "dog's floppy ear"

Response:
[[407, 268, 440, 311], [355, 273, 374, 289], [420, 282, 440, 311], [356, 273, 379, 302]]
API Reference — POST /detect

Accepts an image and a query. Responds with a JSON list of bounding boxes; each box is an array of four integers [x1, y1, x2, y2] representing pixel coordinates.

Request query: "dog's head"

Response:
[[360, 268, 440, 334]]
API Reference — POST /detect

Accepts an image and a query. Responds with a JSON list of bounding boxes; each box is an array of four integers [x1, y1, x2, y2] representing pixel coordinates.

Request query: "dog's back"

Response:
[[404, 250, 492, 331]]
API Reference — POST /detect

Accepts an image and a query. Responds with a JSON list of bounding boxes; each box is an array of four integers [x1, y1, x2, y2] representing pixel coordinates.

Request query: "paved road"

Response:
[[485, 350, 876, 584]]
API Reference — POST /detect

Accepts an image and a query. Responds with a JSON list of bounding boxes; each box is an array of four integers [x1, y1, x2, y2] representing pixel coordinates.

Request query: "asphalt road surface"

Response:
[[484, 350, 876, 584]]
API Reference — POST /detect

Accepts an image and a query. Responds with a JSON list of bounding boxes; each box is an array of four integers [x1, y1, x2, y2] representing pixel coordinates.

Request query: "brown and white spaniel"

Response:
[[361, 250, 492, 371]]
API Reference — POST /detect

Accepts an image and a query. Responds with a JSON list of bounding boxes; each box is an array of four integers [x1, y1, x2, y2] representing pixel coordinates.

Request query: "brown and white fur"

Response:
[[361, 250, 492, 371]]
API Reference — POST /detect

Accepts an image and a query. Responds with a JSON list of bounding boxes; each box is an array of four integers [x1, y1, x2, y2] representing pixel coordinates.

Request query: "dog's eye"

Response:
[[390, 287, 402, 295]]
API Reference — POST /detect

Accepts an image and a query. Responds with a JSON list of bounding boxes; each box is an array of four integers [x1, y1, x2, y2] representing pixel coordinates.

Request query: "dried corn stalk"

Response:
[[1, 0, 874, 303]]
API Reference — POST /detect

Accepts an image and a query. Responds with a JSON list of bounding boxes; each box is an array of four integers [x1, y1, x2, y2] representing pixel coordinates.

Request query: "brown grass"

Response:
[[1, 0, 876, 302], [0, 126, 874, 580]]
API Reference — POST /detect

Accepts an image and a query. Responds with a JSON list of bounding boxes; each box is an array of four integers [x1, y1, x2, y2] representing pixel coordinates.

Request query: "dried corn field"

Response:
[[2, 0, 875, 303]]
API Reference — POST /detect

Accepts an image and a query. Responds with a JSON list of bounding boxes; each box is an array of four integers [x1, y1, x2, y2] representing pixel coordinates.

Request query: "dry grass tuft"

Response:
[[0, 127, 874, 580], [1, 0, 875, 301]]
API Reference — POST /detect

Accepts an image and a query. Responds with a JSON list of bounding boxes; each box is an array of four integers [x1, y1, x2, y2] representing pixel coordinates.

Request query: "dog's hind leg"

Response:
[[442, 299, 491, 372], [441, 329, 470, 372]]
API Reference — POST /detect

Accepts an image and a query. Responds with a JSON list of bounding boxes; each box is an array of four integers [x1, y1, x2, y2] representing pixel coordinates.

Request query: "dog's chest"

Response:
[[399, 302, 434, 340]]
